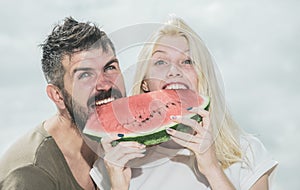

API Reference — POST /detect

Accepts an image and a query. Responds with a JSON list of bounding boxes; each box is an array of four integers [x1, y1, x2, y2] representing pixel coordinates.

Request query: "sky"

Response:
[[0, 0, 299, 189]]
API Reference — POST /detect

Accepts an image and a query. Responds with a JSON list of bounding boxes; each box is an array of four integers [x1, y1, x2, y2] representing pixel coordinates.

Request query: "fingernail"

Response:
[[166, 128, 174, 133], [170, 115, 177, 120], [187, 107, 193, 110], [117, 134, 124, 138]]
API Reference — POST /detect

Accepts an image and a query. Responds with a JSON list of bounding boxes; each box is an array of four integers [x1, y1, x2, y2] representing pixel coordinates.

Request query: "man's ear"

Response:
[[46, 84, 66, 109], [141, 80, 150, 92]]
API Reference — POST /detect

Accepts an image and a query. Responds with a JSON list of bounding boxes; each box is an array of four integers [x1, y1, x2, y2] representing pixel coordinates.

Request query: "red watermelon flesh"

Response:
[[83, 89, 210, 145]]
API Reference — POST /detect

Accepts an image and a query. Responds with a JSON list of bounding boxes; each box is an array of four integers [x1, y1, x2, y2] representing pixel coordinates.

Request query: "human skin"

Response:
[[143, 36, 198, 92]]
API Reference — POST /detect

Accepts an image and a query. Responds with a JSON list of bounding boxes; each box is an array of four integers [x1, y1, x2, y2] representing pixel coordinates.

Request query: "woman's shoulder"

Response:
[[232, 134, 278, 189], [239, 134, 266, 152], [239, 134, 275, 167]]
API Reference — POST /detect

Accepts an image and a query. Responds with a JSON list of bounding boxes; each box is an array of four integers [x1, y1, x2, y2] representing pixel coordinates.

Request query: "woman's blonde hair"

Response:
[[132, 16, 243, 168]]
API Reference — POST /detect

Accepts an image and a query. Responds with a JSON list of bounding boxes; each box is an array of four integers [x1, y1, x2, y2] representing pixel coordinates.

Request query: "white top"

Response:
[[91, 135, 278, 190]]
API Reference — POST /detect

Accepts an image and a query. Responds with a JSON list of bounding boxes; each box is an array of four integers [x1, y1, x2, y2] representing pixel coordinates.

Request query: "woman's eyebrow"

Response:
[[152, 50, 166, 56]]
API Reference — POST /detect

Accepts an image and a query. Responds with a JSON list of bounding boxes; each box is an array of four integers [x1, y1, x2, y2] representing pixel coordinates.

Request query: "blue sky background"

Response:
[[0, 0, 299, 189]]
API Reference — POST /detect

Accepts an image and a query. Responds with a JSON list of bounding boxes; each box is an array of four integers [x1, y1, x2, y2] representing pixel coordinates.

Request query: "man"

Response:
[[0, 17, 131, 190]]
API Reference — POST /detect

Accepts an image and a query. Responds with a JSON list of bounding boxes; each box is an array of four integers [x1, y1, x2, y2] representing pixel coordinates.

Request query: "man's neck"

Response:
[[44, 113, 96, 164], [44, 113, 97, 190]]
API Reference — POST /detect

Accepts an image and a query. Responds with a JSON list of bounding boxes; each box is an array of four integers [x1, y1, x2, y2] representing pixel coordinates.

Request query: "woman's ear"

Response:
[[46, 84, 66, 109], [141, 80, 150, 92]]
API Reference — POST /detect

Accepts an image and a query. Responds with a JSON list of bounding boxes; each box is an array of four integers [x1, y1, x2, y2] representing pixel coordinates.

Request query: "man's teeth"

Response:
[[165, 84, 188, 90], [95, 97, 115, 106]]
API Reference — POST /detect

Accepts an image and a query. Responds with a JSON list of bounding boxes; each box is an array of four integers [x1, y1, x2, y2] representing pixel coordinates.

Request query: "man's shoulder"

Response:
[[0, 123, 82, 189], [0, 164, 57, 190], [0, 123, 59, 181]]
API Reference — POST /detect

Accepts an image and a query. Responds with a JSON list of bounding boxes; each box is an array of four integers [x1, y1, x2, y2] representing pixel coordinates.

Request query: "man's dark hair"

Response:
[[41, 17, 115, 89]]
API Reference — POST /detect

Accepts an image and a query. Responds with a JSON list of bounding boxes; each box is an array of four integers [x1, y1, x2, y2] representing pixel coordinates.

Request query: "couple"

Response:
[[0, 16, 277, 190]]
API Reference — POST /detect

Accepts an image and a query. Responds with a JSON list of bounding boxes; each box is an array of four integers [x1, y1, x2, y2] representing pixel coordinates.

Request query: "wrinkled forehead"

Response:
[[67, 47, 115, 66]]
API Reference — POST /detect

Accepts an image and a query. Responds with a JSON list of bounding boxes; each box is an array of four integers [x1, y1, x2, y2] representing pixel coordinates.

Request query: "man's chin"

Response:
[[82, 111, 99, 133]]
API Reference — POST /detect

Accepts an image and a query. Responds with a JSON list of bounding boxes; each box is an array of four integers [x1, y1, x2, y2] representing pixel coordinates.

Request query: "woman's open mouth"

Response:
[[162, 82, 189, 90]]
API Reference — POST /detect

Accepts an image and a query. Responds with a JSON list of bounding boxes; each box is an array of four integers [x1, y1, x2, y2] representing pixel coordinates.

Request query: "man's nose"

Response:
[[95, 74, 111, 91], [167, 64, 183, 78]]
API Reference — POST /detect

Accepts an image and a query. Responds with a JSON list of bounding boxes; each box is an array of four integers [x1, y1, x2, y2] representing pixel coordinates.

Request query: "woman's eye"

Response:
[[154, 60, 167, 66], [182, 59, 193, 65]]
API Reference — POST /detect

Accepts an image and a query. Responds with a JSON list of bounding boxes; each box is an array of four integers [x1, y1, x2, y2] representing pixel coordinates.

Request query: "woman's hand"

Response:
[[167, 107, 236, 189], [101, 135, 146, 190], [166, 107, 219, 175]]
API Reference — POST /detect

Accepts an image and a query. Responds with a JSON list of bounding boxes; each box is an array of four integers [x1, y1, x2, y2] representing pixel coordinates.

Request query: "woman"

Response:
[[91, 16, 277, 190]]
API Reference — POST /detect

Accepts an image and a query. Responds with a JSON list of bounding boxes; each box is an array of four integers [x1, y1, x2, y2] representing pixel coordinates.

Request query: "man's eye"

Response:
[[182, 59, 193, 65], [78, 72, 91, 80], [104, 65, 117, 72], [154, 60, 167, 66]]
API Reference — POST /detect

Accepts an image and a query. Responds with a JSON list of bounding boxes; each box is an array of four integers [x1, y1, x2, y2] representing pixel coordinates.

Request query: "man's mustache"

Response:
[[87, 88, 123, 107]]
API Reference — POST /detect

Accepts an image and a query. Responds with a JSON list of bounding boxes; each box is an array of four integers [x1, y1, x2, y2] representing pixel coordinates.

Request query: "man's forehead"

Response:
[[65, 48, 115, 66]]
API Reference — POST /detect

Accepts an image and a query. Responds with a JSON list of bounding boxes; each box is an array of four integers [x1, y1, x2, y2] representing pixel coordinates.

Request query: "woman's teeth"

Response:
[[95, 97, 115, 106], [164, 84, 188, 90]]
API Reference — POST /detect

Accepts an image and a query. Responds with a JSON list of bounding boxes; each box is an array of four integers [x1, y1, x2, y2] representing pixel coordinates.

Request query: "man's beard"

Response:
[[61, 89, 89, 132], [60, 87, 124, 132]]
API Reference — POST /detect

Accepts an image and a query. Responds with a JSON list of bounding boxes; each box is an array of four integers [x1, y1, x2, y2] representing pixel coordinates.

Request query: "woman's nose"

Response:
[[167, 64, 183, 78]]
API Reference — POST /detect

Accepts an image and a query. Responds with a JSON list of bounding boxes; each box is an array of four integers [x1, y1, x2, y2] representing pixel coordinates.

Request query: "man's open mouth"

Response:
[[88, 88, 123, 109], [95, 97, 116, 106]]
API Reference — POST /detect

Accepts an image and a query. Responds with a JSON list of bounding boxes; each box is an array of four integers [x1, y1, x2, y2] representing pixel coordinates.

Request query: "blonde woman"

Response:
[[91, 17, 277, 190]]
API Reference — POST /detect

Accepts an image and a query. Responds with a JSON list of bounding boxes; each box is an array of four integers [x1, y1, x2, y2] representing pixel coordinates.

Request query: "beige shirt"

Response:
[[0, 123, 84, 190]]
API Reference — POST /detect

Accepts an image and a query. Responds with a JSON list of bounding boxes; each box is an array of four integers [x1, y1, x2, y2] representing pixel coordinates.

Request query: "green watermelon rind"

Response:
[[115, 114, 201, 146]]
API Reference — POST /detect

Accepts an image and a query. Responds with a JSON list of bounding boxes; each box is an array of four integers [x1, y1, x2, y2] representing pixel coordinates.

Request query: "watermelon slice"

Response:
[[83, 89, 210, 146]]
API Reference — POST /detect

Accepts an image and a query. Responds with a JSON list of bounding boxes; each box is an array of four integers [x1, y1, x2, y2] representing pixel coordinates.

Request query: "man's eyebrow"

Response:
[[72, 67, 93, 76], [104, 58, 119, 68], [72, 58, 119, 75]]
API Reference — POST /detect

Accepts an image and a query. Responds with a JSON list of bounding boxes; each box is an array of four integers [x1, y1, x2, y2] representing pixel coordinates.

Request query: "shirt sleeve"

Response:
[[0, 166, 56, 190], [90, 158, 111, 190], [240, 135, 278, 190]]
